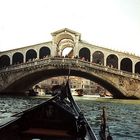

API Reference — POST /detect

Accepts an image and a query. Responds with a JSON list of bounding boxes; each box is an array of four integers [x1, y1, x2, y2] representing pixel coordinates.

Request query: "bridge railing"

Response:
[[67, 58, 140, 80], [0, 57, 140, 80], [50, 57, 140, 80]]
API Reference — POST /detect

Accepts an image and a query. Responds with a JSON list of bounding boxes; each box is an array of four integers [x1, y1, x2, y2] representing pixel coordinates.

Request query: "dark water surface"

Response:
[[0, 96, 45, 119], [0, 96, 140, 140], [75, 97, 140, 140]]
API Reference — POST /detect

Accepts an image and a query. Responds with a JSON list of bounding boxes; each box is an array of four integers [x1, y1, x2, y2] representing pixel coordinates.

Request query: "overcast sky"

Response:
[[0, 0, 140, 56]]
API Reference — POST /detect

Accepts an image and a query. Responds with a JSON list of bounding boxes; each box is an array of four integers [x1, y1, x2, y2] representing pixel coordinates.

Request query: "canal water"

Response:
[[75, 97, 140, 140], [0, 95, 140, 140]]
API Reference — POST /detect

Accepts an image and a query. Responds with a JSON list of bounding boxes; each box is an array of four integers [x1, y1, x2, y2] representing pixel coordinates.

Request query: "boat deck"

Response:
[[21, 127, 76, 140]]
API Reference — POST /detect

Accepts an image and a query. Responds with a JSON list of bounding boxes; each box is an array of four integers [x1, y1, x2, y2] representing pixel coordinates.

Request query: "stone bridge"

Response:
[[0, 57, 140, 99]]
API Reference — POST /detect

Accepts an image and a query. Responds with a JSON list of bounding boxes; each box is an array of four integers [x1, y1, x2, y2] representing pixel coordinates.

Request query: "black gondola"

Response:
[[0, 80, 98, 140], [99, 107, 113, 140]]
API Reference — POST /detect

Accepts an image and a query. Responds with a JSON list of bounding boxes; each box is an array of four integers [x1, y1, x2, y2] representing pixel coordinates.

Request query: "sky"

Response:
[[0, 0, 140, 56]]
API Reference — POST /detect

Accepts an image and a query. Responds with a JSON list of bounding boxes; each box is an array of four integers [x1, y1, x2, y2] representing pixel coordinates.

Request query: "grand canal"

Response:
[[76, 97, 140, 140], [0, 95, 140, 140]]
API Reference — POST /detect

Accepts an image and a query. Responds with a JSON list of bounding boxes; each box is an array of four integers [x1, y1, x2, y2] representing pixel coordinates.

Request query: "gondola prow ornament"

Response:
[[99, 107, 113, 140], [77, 112, 87, 139]]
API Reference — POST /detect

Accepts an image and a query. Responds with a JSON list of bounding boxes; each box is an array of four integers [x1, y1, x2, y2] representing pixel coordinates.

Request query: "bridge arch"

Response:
[[79, 47, 90, 61], [3, 66, 126, 99], [0, 55, 10, 68], [120, 58, 132, 72], [135, 61, 140, 74], [92, 51, 104, 65], [12, 52, 24, 65], [54, 33, 74, 45], [39, 47, 51, 59], [26, 49, 37, 62], [106, 54, 118, 69]]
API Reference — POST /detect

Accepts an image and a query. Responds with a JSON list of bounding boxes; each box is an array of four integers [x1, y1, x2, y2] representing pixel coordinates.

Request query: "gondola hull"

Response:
[[0, 101, 79, 140], [0, 81, 98, 140]]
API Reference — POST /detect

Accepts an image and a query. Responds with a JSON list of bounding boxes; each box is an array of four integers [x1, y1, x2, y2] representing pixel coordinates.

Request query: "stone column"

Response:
[[118, 58, 121, 70], [51, 35, 57, 57], [51, 44, 57, 57], [133, 61, 137, 74], [10, 56, 12, 65], [104, 55, 107, 66], [90, 53, 92, 63], [132, 62, 135, 73], [74, 35, 79, 57], [36, 48, 39, 59], [9, 52, 13, 65], [24, 53, 26, 63]]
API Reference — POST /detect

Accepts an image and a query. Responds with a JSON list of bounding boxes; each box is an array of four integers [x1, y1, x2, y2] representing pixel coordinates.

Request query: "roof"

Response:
[[51, 28, 81, 36]]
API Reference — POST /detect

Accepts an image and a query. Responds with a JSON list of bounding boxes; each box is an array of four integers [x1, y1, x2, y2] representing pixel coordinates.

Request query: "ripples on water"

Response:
[[0, 96, 140, 140], [0, 96, 45, 120], [75, 98, 140, 140]]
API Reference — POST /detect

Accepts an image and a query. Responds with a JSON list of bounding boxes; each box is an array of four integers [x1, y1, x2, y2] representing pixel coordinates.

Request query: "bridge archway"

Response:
[[106, 54, 118, 68], [62, 47, 73, 57], [12, 52, 24, 65], [135, 61, 140, 74], [79, 47, 90, 61], [120, 58, 132, 72], [26, 49, 37, 62], [0, 55, 10, 68], [39, 47, 51, 59], [4, 67, 126, 98], [57, 38, 74, 57], [92, 51, 104, 65], [55, 34, 74, 45]]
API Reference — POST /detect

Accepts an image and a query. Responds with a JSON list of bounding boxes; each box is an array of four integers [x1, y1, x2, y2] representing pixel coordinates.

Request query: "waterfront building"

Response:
[[35, 77, 110, 96]]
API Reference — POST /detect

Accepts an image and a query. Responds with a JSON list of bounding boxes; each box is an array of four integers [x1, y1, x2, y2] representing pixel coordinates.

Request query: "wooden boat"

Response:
[[75, 89, 84, 96], [0, 80, 98, 140], [99, 107, 113, 140]]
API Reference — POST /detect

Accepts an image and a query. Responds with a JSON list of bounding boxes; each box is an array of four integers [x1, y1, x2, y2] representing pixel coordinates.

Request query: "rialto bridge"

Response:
[[0, 28, 140, 99]]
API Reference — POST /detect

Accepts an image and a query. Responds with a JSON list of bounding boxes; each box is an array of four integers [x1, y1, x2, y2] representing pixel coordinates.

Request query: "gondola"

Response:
[[0, 79, 113, 140], [0, 80, 98, 140]]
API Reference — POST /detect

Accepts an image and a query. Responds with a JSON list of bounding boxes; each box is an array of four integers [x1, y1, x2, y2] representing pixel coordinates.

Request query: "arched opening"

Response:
[[120, 58, 132, 72], [57, 38, 74, 57], [12, 52, 24, 65], [39, 47, 51, 59], [62, 47, 73, 57], [79, 47, 90, 61], [106, 54, 118, 69], [0, 55, 10, 68], [4, 68, 126, 98], [55, 33, 74, 45], [37, 76, 112, 97], [92, 51, 104, 65], [135, 62, 140, 74], [26, 49, 37, 62]]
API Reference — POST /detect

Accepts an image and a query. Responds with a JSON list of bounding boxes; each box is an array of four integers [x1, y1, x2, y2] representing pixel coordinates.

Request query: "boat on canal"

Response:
[[0, 79, 112, 140]]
